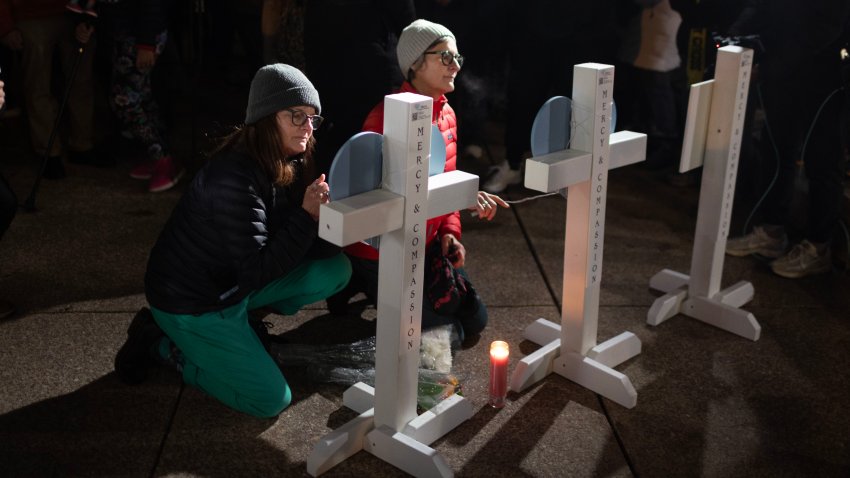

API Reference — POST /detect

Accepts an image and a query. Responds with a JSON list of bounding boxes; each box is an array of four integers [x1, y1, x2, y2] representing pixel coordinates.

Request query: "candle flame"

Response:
[[490, 341, 509, 360]]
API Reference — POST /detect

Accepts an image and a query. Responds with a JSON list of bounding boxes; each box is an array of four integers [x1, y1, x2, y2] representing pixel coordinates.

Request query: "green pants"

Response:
[[151, 254, 351, 418]]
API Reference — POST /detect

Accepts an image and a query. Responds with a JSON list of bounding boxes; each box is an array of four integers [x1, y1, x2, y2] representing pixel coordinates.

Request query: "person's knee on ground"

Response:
[[240, 369, 292, 418], [184, 358, 293, 418], [177, 338, 293, 418]]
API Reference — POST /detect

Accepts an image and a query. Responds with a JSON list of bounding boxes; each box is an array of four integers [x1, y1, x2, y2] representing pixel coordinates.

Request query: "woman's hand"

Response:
[[75, 22, 94, 45], [469, 191, 509, 221], [302, 173, 330, 221], [441, 233, 466, 268]]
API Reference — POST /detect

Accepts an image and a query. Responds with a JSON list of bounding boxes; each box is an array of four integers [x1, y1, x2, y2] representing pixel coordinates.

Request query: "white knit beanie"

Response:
[[396, 19, 456, 79]]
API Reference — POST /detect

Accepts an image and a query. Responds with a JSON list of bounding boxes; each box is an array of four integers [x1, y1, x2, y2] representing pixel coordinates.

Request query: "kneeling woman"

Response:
[[115, 64, 352, 418]]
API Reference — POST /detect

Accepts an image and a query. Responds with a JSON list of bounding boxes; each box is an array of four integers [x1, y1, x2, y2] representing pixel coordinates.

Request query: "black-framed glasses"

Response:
[[283, 108, 323, 129], [424, 50, 464, 68]]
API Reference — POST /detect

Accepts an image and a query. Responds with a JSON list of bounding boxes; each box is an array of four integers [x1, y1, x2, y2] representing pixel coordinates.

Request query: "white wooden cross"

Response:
[[647, 45, 761, 341], [509, 63, 647, 409], [307, 92, 478, 477]]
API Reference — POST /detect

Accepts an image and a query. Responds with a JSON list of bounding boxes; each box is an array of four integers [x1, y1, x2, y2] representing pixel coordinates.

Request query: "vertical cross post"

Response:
[[647, 46, 761, 341], [510, 63, 647, 409], [308, 92, 478, 477]]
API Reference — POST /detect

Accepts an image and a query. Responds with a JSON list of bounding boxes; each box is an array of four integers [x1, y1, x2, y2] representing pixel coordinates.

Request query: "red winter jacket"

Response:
[[345, 81, 462, 261]]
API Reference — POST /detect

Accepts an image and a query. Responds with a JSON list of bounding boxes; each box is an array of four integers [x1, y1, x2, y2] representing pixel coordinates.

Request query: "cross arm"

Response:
[[609, 131, 647, 170], [318, 189, 404, 246], [524, 149, 592, 193], [427, 170, 479, 219], [679, 80, 713, 173]]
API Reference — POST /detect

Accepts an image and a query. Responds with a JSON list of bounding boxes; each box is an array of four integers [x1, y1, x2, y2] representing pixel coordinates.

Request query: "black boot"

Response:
[[114, 307, 164, 384]]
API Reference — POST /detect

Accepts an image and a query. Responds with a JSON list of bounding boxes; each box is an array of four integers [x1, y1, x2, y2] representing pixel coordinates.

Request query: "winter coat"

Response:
[[145, 149, 338, 314], [344, 81, 462, 261]]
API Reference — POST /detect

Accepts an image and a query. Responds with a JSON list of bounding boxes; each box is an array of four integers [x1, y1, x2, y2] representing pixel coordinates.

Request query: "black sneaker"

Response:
[[114, 307, 165, 384]]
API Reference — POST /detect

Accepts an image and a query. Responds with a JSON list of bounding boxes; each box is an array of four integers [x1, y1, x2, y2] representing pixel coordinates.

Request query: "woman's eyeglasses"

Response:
[[284, 109, 323, 129], [424, 50, 464, 68]]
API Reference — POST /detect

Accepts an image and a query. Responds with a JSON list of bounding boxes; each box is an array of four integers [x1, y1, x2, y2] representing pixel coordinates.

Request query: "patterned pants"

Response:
[[109, 30, 169, 160]]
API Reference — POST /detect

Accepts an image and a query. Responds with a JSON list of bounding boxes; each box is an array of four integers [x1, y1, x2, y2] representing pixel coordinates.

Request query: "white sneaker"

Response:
[[483, 160, 522, 193], [770, 240, 832, 279], [726, 225, 788, 258]]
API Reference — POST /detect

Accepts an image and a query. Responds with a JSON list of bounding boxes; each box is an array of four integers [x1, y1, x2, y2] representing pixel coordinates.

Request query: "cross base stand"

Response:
[[509, 319, 640, 408], [648, 269, 761, 341]]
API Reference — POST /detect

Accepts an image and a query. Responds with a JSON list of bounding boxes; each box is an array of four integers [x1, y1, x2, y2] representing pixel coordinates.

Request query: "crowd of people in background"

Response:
[[0, 0, 180, 191]]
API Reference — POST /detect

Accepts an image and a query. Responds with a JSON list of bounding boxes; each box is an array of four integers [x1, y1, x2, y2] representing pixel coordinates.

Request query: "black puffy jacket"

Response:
[[145, 150, 338, 315]]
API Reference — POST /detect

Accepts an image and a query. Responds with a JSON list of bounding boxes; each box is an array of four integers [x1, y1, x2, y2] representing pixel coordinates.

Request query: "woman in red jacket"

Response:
[[328, 19, 504, 347]]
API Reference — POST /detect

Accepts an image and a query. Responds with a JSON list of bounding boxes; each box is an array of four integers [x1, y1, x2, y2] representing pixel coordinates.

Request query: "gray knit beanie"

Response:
[[245, 64, 321, 125], [396, 19, 456, 79]]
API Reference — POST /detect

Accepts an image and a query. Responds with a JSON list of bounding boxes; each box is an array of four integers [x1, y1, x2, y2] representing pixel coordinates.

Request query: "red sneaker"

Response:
[[129, 160, 155, 180], [148, 156, 183, 192]]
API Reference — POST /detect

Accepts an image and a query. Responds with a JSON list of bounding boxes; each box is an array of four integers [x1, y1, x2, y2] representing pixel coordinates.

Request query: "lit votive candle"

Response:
[[489, 341, 509, 408]]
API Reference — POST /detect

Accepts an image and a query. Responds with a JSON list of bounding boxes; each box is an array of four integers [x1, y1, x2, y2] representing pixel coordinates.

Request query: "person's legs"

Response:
[[151, 302, 290, 418], [503, 37, 550, 170], [757, 67, 800, 232], [124, 257, 349, 417], [636, 68, 680, 170], [799, 57, 844, 246], [326, 254, 378, 315], [110, 34, 161, 154], [769, 54, 843, 279], [453, 268, 487, 338], [421, 266, 488, 343], [727, 62, 797, 257], [112, 33, 168, 150], [486, 33, 574, 193], [110, 31, 180, 191], [58, 19, 95, 155], [248, 254, 352, 314], [18, 17, 63, 158]]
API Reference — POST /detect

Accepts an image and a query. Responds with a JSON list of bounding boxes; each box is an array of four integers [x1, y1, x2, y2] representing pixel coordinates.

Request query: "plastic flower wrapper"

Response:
[[271, 336, 463, 411]]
